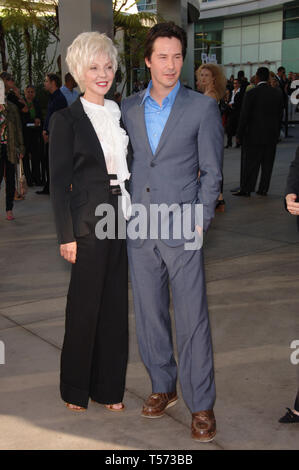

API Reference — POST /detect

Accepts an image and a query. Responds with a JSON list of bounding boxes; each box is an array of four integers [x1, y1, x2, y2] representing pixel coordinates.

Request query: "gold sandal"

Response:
[[91, 399, 125, 412], [104, 403, 125, 412], [65, 403, 87, 412]]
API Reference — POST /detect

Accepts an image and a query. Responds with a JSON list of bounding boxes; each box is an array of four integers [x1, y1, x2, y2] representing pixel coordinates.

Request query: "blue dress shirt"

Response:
[[142, 80, 181, 154], [60, 85, 79, 106]]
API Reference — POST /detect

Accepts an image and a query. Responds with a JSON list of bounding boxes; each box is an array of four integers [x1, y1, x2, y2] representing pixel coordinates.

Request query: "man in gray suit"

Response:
[[121, 22, 223, 442]]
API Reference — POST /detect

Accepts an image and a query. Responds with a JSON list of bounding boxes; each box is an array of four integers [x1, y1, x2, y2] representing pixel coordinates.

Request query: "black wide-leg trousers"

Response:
[[60, 196, 128, 408], [0, 144, 15, 211], [242, 143, 277, 194]]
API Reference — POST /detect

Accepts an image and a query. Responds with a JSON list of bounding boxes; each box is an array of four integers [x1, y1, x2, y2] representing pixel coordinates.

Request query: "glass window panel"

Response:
[[242, 25, 259, 45], [261, 10, 283, 23], [209, 46, 222, 64], [223, 27, 241, 46], [259, 42, 282, 62], [224, 18, 241, 28], [195, 30, 222, 49], [203, 20, 224, 32], [223, 46, 241, 65], [284, 7, 299, 20], [241, 44, 259, 63], [283, 19, 299, 39], [242, 15, 259, 27], [260, 22, 282, 42]]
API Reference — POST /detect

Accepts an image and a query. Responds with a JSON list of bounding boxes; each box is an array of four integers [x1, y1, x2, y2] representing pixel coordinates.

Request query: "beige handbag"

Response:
[[17, 158, 27, 197]]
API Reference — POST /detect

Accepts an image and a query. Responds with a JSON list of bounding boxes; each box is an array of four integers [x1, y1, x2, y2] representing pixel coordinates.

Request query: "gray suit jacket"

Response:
[[121, 85, 224, 247]]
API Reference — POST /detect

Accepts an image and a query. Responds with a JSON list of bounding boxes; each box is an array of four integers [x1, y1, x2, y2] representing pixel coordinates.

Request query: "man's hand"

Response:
[[60, 242, 77, 264], [286, 193, 299, 215]]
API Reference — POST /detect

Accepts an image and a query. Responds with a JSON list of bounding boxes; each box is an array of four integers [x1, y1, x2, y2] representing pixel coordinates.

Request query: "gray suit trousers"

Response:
[[128, 239, 216, 413]]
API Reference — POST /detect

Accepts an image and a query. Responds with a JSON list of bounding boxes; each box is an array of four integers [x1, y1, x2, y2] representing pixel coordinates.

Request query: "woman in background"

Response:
[[196, 63, 227, 212], [0, 78, 25, 220]]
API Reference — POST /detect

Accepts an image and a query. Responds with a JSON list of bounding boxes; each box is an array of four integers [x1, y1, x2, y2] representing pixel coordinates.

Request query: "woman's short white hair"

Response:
[[66, 32, 118, 91]]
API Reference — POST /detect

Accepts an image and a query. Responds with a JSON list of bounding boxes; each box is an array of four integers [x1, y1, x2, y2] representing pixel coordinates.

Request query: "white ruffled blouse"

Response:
[[80, 97, 131, 220]]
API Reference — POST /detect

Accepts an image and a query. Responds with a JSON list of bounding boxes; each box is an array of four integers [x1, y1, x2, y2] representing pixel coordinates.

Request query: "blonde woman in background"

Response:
[[196, 63, 227, 212]]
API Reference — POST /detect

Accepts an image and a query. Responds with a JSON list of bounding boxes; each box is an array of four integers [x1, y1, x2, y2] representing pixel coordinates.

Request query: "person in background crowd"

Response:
[[269, 71, 280, 89], [0, 71, 26, 115], [220, 89, 230, 127], [237, 70, 249, 101], [0, 78, 25, 220], [132, 81, 141, 94], [276, 66, 289, 137], [60, 72, 79, 106], [36, 73, 67, 195], [287, 72, 297, 126], [280, 145, 299, 424], [233, 67, 283, 197], [114, 91, 122, 107], [196, 63, 227, 212], [227, 74, 234, 91], [21, 85, 43, 186], [225, 78, 242, 148], [246, 75, 256, 92], [196, 63, 227, 102]]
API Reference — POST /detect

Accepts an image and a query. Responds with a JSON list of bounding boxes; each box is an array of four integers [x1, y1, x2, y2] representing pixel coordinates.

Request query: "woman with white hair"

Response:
[[49, 32, 131, 412]]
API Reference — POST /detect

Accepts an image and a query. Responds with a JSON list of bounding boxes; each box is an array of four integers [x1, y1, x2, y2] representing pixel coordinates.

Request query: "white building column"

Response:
[[58, 0, 113, 80], [157, 0, 199, 88]]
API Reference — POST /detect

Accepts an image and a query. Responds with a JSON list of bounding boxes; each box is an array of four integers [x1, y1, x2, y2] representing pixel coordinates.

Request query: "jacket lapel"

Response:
[[136, 90, 154, 158], [153, 85, 189, 159], [69, 98, 108, 174]]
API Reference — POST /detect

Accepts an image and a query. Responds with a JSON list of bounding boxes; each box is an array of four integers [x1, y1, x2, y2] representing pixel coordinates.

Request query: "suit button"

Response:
[[150, 162, 156, 167]]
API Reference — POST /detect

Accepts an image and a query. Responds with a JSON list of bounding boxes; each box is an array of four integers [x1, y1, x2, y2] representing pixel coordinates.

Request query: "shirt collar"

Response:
[[141, 80, 181, 106]]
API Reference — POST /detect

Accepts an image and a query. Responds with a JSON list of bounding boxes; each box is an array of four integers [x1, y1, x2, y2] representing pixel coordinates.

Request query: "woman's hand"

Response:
[[60, 242, 77, 264], [286, 193, 299, 215]]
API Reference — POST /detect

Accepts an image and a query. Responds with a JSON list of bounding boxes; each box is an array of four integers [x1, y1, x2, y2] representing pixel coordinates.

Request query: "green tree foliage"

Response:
[[1, 0, 159, 95], [0, 0, 59, 88], [113, 1, 160, 95]]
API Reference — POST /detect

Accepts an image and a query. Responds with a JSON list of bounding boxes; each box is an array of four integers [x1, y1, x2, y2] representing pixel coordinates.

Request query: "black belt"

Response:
[[109, 185, 122, 195]]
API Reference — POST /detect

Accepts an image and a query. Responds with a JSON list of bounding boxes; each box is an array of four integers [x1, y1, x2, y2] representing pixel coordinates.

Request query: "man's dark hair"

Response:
[[25, 84, 35, 90], [144, 22, 187, 61], [65, 72, 74, 82], [256, 67, 269, 82], [237, 70, 245, 80], [47, 73, 61, 88], [277, 66, 285, 73]]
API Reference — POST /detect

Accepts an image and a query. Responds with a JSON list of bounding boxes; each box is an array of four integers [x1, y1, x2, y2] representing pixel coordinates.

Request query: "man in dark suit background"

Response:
[[275, 66, 288, 137], [225, 78, 242, 148], [233, 67, 284, 197], [36, 73, 67, 195]]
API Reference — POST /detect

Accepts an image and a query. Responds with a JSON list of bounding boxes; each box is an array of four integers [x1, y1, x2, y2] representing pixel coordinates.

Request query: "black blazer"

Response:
[[49, 97, 131, 245], [237, 83, 284, 146], [285, 146, 299, 230]]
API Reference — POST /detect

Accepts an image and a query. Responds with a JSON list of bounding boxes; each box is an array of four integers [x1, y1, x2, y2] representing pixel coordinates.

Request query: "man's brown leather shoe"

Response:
[[142, 392, 178, 418], [191, 410, 216, 442]]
